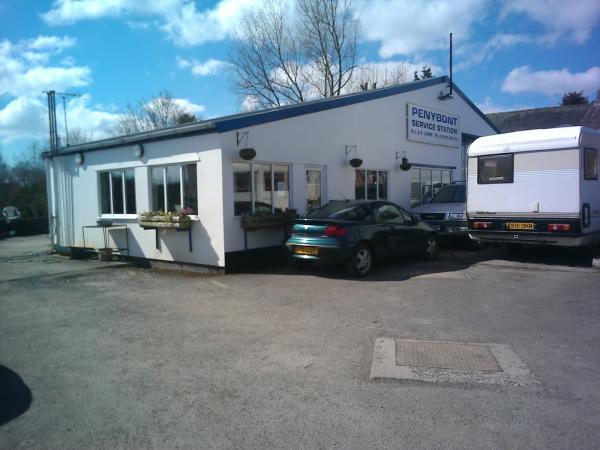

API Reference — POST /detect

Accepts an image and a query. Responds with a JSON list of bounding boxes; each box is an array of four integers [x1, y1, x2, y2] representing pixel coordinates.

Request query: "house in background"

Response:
[[488, 91, 600, 133], [44, 76, 497, 271]]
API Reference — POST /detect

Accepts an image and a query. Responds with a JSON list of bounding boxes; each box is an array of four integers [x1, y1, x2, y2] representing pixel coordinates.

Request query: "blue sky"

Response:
[[1, 0, 599, 163]]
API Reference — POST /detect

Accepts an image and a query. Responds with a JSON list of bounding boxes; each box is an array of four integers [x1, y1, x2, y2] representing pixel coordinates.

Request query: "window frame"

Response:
[[98, 168, 136, 217], [233, 161, 292, 216], [477, 153, 514, 185], [150, 163, 198, 214], [584, 148, 598, 181], [306, 166, 325, 212], [410, 167, 453, 208], [354, 169, 389, 201]]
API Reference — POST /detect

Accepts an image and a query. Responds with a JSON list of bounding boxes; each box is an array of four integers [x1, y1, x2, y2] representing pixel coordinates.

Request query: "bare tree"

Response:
[[230, 0, 358, 109], [352, 63, 408, 91], [112, 90, 199, 136], [66, 128, 94, 146]]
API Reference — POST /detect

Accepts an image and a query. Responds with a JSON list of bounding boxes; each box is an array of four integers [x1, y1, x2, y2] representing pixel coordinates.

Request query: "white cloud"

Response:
[[42, 0, 262, 46], [354, 0, 488, 57], [476, 96, 531, 114], [172, 98, 206, 116], [0, 37, 91, 98], [176, 57, 230, 76], [125, 20, 150, 30], [501, 0, 600, 44], [501, 66, 600, 96]]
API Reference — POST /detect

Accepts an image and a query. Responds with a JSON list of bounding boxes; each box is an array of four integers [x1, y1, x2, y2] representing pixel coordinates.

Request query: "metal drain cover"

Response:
[[396, 339, 501, 371], [371, 338, 534, 386]]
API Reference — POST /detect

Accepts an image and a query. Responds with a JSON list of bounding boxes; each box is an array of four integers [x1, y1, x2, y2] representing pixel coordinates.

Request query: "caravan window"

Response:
[[584, 148, 598, 180], [477, 154, 514, 184]]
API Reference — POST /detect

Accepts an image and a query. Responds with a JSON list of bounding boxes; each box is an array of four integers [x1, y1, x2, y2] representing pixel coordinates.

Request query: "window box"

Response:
[[138, 212, 192, 230], [240, 209, 298, 231]]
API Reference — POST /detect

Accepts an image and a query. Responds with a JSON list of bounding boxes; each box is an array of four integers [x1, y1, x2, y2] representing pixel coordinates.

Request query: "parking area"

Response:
[[1, 236, 600, 449]]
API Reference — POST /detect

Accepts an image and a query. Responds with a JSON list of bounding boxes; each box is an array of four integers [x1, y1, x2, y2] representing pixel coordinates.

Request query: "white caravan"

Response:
[[467, 126, 600, 247]]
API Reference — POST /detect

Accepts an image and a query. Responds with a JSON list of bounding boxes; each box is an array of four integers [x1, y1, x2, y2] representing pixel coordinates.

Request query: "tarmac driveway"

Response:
[[1, 236, 599, 449]]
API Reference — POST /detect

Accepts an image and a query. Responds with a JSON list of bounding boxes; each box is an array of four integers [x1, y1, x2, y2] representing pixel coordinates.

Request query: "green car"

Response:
[[285, 200, 439, 276]]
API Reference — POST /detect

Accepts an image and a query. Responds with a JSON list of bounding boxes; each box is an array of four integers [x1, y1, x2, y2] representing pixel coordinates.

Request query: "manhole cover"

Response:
[[371, 337, 534, 386], [396, 339, 501, 371]]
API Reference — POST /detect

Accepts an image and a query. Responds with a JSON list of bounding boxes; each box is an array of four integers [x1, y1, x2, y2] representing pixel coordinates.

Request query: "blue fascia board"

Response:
[[215, 76, 500, 134]]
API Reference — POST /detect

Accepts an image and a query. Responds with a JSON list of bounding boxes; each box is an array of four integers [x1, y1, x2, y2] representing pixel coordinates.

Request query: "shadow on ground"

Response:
[[0, 365, 32, 426], [227, 241, 598, 281]]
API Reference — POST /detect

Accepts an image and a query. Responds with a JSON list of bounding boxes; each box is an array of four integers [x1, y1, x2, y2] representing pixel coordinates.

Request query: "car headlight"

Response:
[[447, 213, 465, 220]]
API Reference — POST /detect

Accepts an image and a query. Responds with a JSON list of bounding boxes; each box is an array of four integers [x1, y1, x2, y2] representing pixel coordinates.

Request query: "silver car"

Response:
[[412, 183, 468, 239]]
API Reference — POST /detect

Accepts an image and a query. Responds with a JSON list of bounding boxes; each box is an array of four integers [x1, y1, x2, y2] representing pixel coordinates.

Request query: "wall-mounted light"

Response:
[[345, 145, 363, 168], [75, 152, 84, 165], [396, 151, 412, 171], [134, 143, 144, 158]]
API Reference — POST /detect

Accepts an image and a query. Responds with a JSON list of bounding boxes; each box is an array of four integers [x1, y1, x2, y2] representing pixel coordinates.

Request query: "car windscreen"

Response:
[[306, 202, 370, 221], [430, 185, 465, 203]]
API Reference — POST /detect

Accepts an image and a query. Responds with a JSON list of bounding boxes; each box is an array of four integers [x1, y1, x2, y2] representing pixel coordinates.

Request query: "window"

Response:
[[151, 164, 197, 213], [374, 203, 413, 225], [98, 169, 136, 215], [477, 154, 514, 184], [584, 148, 598, 180], [355, 170, 388, 200], [430, 184, 466, 203], [410, 167, 453, 208], [233, 162, 290, 216], [306, 202, 371, 222], [306, 169, 322, 211]]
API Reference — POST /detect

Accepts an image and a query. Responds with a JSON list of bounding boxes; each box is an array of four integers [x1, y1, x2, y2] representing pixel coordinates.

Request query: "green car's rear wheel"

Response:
[[345, 243, 373, 277]]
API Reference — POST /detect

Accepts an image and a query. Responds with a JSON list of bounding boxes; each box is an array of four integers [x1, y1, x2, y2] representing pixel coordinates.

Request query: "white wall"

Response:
[[221, 83, 497, 252], [50, 133, 226, 267]]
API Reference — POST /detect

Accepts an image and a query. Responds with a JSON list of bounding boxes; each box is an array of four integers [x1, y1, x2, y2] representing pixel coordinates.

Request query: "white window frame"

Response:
[[98, 169, 136, 217], [305, 165, 326, 211], [150, 163, 198, 214], [355, 169, 389, 200], [410, 166, 453, 208], [233, 161, 292, 216]]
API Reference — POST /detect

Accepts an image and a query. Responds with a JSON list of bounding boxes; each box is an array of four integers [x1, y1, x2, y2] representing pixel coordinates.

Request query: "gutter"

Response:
[[43, 120, 217, 159]]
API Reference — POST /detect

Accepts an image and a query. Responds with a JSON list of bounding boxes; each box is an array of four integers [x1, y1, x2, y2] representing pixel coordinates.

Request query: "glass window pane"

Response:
[[432, 170, 442, 197], [421, 169, 432, 204], [306, 169, 322, 210], [124, 169, 136, 214], [378, 171, 388, 200], [273, 165, 289, 212], [111, 171, 124, 214], [253, 164, 272, 212], [584, 148, 598, 180], [355, 170, 365, 199], [411, 169, 421, 208], [442, 170, 451, 186], [233, 163, 251, 215], [367, 170, 377, 200], [99, 172, 111, 214], [151, 167, 164, 211], [477, 154, 514, 184], [166, 166, 181, 213], [182, 164, 197, 213]]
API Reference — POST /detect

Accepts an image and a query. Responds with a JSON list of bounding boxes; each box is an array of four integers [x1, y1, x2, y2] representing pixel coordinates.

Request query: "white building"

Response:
[[45, 76, 498, 270]]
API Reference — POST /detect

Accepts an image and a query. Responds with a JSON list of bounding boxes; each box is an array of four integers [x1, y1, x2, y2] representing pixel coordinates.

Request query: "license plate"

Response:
[[294, 246, 318, 255], [506, 222, 535, 231]]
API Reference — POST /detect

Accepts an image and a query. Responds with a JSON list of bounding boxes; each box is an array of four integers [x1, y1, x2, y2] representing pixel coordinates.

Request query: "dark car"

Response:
[[285, 200, 439, 276]]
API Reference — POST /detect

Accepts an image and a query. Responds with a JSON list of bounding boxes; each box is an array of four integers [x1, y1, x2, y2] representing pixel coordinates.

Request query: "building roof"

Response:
[[46, 75, 498, 157], [487, 102, 600, 133], [469, 126, 600, 156]]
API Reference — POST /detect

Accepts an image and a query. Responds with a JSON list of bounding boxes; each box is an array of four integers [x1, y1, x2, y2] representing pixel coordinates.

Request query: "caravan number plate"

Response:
[[506, 222, 535, 231]]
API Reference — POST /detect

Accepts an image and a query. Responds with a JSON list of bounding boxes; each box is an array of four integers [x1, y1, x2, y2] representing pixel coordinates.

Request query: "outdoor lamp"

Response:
[[75, 152, 84, 165], [134, 143, 144, 158]]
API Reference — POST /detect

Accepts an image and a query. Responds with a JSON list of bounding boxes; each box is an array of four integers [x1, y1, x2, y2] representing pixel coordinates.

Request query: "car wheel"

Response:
[[345, 243, 373, 277], [423, 235, 439, 260]]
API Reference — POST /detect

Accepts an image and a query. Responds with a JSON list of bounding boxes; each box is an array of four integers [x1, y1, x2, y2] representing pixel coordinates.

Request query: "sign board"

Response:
[[407, 103, 460, 148]]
